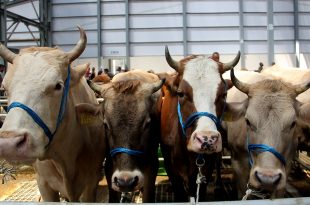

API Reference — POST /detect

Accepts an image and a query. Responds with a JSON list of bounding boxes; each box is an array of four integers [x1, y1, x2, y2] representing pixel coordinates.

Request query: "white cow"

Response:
[[0, 27, 106, 202], [223, 69, 310, 199]]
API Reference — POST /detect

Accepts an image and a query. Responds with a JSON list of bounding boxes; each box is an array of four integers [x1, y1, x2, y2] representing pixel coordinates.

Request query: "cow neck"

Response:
[[7, 65, 71, 147], [177, 80, 227, 138], [246, 133, 286, 167]]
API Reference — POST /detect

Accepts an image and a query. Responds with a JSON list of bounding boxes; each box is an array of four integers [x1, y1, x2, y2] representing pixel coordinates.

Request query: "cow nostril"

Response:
[[114, 177, 119, 186], [255, 171, 262, 183], [16, 134, 27, 149], [273, 173, 281, 185]]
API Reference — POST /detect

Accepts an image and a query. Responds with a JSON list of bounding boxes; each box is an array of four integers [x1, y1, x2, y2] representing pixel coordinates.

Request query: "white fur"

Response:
[[183, 56, 221, 132]]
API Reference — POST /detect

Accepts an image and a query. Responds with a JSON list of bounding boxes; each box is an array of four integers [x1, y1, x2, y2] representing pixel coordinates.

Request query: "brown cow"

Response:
[[160, 46, 239, 202], [0, 27, 106, 202], [79, 70, 164, 202], [223, 68, 310, 199]]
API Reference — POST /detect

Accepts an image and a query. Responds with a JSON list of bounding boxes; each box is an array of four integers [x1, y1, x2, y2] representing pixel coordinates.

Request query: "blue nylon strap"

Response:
[[7, 102, 53, 139], [177, 101, 221, 138], [110, 147, 144, 157], [247, 135, 286, 166], [7, 65, 71, 144]]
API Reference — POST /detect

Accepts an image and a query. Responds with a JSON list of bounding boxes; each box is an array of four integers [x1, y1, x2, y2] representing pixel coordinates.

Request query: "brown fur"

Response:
[[112, 80, 141, 94]]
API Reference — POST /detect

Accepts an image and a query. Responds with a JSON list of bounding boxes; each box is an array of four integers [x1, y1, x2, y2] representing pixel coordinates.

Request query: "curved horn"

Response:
[[222, 51, 241, 72], [0, 43, 17, 63], [66, 26, 87, 62], [230, 68, 250, 94], [295, 81, 310, 95], [87, 80, 102, 95], [165, 45, 180, 72], [139, 79, 166, 95]]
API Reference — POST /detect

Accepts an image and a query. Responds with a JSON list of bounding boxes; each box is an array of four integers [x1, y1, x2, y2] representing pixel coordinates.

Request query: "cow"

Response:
[[0, 27, 106, 202], [92, 73, 111, 84], [80, 69, 164, 202], [261, 65, 310, 152], [222, 68, 310, 199], [159, 46, 240, 202]]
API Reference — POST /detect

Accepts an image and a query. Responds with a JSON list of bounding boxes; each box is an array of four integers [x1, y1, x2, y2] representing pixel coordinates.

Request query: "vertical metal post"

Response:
[[0, 0, 7, 68], [239, 0, 245, 69], [0, 0, 7, 46], [182, 0, 187, 56], [39, 0, 51, 46], [267, 0, 274, 65], [294, 0, 300, 67], [125, 0, 130, 68], [97, 0, 102, 69]]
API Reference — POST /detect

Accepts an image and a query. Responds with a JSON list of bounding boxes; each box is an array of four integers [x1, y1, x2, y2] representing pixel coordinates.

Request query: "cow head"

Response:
[[80, 71, 164, 193], [225, 68, 310, 195], [0, 27, 88, 163], [164, 46, 239, 154]]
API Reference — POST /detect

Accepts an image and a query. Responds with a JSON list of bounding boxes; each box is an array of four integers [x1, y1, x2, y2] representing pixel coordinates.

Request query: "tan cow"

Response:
[[261, 65, 310, 151], [223, 69, 310, 199], [0, 27, 106, 202]]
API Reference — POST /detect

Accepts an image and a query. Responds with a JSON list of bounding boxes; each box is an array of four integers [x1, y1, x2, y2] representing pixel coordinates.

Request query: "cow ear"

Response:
[[70, 63, 90, 85], [75, 103, 104, 126], [298, 102, 310, 124], [222, 100, 248, 122]]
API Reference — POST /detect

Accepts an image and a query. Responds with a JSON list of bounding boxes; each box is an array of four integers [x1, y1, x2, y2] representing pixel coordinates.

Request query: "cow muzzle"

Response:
[[111, 170, 144, 193], [249, 167, 285, 192], [187, 130, 222, 154], [0, 130, 37, 163]]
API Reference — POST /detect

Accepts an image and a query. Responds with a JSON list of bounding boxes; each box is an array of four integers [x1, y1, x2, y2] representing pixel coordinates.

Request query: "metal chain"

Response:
[[195, 157, 206, 204]]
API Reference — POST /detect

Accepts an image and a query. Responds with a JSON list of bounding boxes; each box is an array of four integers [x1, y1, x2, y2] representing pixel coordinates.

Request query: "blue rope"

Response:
[[176, 80, 227, 138], [7, 65, 71, 144], [177, 102, 221, 138], [110, 147, 144, 157], [247, 134, 286, 166], [7, 102, 53, 139]]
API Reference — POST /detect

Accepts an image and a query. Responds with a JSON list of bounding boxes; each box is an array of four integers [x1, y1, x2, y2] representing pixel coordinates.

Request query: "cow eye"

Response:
[[245, 118, 256, 131], [290, 121, 296, 129], [177, 90, 184, 98], [55, 83, 62, 90]]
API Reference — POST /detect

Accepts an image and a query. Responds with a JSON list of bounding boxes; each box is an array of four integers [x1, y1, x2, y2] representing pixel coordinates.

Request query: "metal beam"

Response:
[[0, 0, 7, 46], [239, 0, 245, 69], [0, 8, 44, 29], [125, 0, 130, 68], [39, 0, 51, 46], [182, 0, 187, 56], [267, 0, 274, 66], [294, 0, 300, 67], [97, 0, 102, 69], [2, 0, 30, 7]]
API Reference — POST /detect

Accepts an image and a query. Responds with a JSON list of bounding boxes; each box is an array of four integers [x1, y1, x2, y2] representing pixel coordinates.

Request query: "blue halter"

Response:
[[110, 147, 144, 157], [177, 102, 221, 137], [176, 80, 227, 138], [7, 65, 71, 145], [247, 134, 286, 167]]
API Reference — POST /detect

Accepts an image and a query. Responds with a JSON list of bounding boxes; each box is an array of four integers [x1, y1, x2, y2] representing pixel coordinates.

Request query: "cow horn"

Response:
[[295, 81, 310, 95], [151, 78, 165, 94], [230, 68, 250, 94], [222, 51, 241, 72], [0, 43, 17, 64], [66, 26, 87, 62], [165, 46, 180, 72], [87, 80, 102, 95]]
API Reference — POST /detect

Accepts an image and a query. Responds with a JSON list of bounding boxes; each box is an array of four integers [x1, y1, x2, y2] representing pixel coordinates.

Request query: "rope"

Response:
[[110, 147, 144, 157], [195, 155, 206, 204]]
